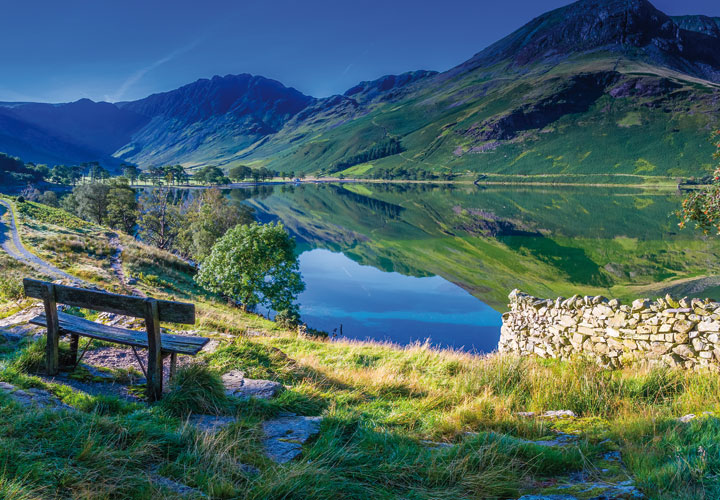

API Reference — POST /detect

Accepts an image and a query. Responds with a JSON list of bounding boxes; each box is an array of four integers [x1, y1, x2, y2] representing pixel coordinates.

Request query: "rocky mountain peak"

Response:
[[458, 0, 720, 83]]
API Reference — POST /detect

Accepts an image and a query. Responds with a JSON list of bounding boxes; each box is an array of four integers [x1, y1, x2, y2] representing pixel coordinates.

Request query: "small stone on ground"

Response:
[[518, 495, 578, 500], [262, 413, 322, 463], [189, 415, 236, 434], [222, 369, 283, 399], [151, 472, 206, 498]]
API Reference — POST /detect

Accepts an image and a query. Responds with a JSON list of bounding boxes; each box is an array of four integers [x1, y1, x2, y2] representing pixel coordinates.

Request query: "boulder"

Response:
[[222, 370, 283, 400]]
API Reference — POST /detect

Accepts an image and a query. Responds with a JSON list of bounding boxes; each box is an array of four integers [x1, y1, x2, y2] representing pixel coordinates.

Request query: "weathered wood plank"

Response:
[[23, 278, 195, 324], [43, 283, 59, 375], [30, 311, 209, 356], [145, 299, 163, 402]]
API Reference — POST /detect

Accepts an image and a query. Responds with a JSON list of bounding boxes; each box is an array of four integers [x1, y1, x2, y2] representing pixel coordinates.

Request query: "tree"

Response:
[[229, 165, 252, 182], [195, 166, 228, 185], [74, 182, 110, 224], [196, 222, 305, 315], [176, 188, 254, 262], [122, 164, 141, 185], [39, 191, 59, 207], [138, 188, 181, 250], [678, 131, 720, 234], [106, 178, 138, 234], [88, 163, 110, 183]]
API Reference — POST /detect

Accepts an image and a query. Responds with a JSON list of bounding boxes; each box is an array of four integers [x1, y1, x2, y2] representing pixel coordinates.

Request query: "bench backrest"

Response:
[[23, 278, 195, 325]]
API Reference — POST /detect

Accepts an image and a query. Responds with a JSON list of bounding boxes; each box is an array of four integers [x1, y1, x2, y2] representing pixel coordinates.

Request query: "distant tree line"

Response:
[[0, 153, 48, 185]]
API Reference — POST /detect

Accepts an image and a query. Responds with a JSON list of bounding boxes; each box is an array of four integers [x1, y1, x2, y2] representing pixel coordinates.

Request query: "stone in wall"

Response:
[[500, 289, 720, 370]]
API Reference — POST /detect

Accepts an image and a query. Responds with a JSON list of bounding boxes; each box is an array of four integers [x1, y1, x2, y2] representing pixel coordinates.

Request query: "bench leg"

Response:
[[169, 353, 177, 381], [68, 334, 79, 368], [43, 284, 59, 376], [145, 299, 163, 402]]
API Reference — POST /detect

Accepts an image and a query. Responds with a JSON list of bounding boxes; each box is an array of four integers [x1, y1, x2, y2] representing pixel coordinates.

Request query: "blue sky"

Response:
[[2, 0, 719, 103]]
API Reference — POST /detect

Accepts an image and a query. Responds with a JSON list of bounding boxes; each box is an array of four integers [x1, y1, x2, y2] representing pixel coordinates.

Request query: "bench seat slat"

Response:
[[30, 311, 209, 356]]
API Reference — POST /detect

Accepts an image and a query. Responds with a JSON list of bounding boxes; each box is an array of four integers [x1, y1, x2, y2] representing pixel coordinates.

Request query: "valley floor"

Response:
[[0, 196, 718, 499]]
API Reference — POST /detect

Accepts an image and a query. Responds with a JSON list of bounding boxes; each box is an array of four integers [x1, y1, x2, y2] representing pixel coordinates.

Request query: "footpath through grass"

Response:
[[0, 202, 719, 499]]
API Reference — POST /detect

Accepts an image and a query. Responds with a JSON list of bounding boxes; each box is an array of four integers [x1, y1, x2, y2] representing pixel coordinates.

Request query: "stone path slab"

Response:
[[262, 413, 322, 463], [0, 381, 73, 410]]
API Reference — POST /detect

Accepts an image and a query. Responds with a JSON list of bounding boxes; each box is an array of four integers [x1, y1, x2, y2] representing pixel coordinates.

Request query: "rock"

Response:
[[0, 382, 73, 411], [517, 496, 578, 500], [532, 433, 578, 447], [673, 331, 689, 344], [516, 411, 536, 418], [189, 415, 236, 434], [221, 370, 283, 400], [201, 339, 221, 354], [665, 294, 680, 308], [543, 410, 575, 418], [678, 414, 696, 423], [262, 413, 322, 463], [672, 344, 695, 358], [0, 306, 44, 328], [151, 473, 206, 497], [420, 440, 453, 449], [672, 319, 695, 335], [631, 299, 650, 312], [0, 327, 23, 343]]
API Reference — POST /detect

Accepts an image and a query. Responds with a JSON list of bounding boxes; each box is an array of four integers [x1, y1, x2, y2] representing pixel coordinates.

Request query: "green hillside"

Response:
[[247, 55, 719, 180]]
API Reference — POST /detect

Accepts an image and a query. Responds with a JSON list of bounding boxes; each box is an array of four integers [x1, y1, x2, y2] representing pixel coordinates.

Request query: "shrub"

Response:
[[159, 364, 228, 416]]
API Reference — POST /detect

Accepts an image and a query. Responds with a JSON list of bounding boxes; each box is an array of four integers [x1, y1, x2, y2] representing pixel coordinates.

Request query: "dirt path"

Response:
[[0, 199, 82, 283], [107, 233, 145, 297]]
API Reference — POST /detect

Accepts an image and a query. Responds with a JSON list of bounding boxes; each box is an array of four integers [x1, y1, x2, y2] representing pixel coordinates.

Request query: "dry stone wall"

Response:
[[499, 289, 720, 369]]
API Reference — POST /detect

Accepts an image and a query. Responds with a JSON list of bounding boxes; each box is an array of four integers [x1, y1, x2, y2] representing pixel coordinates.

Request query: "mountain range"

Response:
[[1, 0, 719, 179]]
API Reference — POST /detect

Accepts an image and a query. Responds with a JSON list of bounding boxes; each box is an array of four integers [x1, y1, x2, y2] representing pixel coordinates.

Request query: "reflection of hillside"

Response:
[[242, 183, 720, 309]]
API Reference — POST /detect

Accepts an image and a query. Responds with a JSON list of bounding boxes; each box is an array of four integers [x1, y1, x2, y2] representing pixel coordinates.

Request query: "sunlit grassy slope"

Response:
[[244, 55, 718, 180]]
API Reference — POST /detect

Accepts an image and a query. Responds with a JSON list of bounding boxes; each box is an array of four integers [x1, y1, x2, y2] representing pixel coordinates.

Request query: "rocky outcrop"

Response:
[[500, 289, 720, 369]]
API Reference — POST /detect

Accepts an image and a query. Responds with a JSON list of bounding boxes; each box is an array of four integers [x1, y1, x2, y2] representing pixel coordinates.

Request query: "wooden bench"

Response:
[[23, 278, 209, 401]]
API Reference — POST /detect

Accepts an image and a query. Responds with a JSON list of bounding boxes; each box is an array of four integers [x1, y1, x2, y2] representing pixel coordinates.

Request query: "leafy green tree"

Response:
[[88, 163, 110, 183], [106, 178, 138, 234], [228, 165, 252, 182], [74, 182, 110, 224], [138, 188, 181, 250], [176, 188, 254, 262], [194, 166, 228, 185], [196, 222, 305, 314], [61, 193, 78, 214], [39, 191, 59, 207], [122, 164, 141, 185], [678, 131, 720, 233]]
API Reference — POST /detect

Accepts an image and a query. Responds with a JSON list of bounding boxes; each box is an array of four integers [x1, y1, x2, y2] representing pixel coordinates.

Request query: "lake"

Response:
[[230, 182, 720, 352]]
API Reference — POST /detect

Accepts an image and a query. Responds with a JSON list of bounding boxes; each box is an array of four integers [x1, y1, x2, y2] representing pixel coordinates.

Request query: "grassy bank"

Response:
[[0, 201, 719, 499]]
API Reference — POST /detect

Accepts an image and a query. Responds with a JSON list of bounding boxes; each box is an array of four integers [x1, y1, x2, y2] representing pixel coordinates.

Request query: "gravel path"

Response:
[[107, 233, 145, 296], [0, 199, 82, 283]]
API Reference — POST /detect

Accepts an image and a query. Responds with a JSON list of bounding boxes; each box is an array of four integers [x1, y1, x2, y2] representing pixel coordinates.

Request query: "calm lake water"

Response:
[[229, 182, 720, 352]]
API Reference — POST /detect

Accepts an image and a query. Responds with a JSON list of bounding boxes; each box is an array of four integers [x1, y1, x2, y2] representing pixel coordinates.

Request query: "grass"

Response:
[[1, 199, 720, 498], [160, 365, 229, 417]]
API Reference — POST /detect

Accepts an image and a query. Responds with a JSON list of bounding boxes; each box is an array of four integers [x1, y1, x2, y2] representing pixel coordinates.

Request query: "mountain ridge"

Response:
[[0, 0, 718, 178]]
